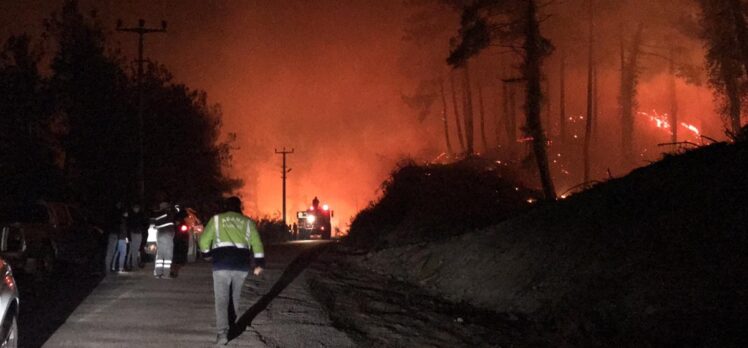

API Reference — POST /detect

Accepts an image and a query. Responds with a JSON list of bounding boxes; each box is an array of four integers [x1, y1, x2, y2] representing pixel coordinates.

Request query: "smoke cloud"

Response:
[[2, 0, 731, 230]]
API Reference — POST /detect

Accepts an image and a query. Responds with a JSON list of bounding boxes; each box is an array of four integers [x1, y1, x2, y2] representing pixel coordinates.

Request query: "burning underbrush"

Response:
[[325, 127, 748, 345], [346, 157, 540, 249]]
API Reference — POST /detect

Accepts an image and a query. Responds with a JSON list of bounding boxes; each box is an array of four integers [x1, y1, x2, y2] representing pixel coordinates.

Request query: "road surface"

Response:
[[41, 240, 354, 347]]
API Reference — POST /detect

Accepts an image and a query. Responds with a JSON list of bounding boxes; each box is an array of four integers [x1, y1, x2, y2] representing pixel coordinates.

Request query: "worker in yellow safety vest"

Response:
[[198, 196, 264, 345]]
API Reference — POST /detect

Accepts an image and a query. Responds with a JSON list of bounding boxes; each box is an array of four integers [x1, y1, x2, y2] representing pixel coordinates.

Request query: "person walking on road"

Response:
[[153, 201, 176, 278], [198, 196, 265, 345]]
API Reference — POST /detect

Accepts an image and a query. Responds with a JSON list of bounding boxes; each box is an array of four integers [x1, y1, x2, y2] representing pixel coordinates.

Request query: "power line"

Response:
[[274, 147, 294, 226]]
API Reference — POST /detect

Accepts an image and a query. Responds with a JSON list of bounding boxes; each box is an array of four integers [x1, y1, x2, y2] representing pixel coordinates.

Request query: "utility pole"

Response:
[[275, 147, 294, 226], [117, 19, 167, 206]]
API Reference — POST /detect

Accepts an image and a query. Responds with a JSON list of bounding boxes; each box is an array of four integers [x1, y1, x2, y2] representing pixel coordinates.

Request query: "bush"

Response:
[[347, 157, 539, 249], [256, 218, 290, 245]]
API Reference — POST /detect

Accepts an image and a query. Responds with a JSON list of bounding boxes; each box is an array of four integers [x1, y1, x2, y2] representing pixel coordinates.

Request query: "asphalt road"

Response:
[[37, 240, 354, 347]]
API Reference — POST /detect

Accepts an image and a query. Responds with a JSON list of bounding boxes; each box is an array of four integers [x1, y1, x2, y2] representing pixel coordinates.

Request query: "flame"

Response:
[[680, 122, 700, 136], [638, 110, 701, 139], [637, 110, 671, 131]]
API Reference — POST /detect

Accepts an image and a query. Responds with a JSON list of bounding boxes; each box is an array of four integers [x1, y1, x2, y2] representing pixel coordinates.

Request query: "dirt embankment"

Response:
[[308, 247, 544, 347], [320, 141, 747, 346]]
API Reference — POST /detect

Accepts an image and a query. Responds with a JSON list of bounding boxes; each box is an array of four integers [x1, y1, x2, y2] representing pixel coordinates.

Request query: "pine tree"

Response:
[[447, 0, 556, 200], [699, 0, 746, 135]]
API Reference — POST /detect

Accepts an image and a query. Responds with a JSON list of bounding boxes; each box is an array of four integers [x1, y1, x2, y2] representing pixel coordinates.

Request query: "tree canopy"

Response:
[[0, 0, 240, 217]]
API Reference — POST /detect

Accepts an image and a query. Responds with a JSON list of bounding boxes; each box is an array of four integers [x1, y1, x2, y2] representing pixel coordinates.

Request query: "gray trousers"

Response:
[[154, 229, 174, 276], [105, 233, 117, 271], [212, 269, 248, 334], [126, 232, 142, 269]]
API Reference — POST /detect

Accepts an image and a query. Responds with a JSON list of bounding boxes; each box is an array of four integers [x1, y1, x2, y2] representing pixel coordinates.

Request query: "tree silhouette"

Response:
[[140, 63, 242, 210], [699, 0, 746, 136], [448, 0, 556, 200], [0, 0, 242, 216], [0, 34, 61, 200], [619, 24, 643, 165], [439, 79, 455, 156], [46, 1, 138, 213]]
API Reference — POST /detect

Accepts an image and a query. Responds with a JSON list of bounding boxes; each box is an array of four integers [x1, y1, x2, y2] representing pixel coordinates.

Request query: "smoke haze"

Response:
[[1, 0, 731, 230]]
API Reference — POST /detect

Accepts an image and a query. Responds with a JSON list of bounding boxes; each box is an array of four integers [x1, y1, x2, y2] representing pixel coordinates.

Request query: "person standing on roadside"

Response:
[[126, 203, 148, 270], [198, 196, 265, 345], [153, 201, 176, 278], [112, 208, 129, 273], [105, 201, 125, 273]]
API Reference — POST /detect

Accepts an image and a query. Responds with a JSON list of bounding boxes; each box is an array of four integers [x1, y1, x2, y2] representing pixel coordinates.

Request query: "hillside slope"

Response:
[[358, 141, 748, 346]]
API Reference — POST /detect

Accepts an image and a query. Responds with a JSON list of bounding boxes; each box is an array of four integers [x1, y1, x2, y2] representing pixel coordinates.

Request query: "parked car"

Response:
[[0, 201, 102, 274], [0, 257, 19, 348], [0, 203, 53, 274]]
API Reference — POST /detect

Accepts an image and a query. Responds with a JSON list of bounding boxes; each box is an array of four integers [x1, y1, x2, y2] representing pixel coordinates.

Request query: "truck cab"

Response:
[[296, 197, 333, 240]]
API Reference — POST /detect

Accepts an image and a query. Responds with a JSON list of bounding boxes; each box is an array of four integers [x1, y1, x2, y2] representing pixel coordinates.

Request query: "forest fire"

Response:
[[0, 0, 733, 234]]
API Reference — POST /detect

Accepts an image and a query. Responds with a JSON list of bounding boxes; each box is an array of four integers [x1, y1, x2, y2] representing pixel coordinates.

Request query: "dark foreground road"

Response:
[[32, 240, 353, 347]]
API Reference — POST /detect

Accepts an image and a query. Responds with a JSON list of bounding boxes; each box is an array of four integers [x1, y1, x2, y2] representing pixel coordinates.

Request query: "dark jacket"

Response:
[[153, 206, 176, 234], [126, 210, 148, 235]]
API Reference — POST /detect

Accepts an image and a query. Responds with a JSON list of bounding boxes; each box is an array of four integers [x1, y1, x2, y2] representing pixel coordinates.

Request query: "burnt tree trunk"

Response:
[[724, 68, 742, 135], [543, 79, 551, 135], [439, 79, 454, 156], [668, 45, 679, 143], [495, 82, 504, 151], [504, 81, 518, 159], [462, 62, 475, 155], [524, 0, 556, 200], [583, 0, 595, 184], [730, 0, 748, 76], [593, 61, 599, 139], [729, 0, 747, 132], [620, 24, 643, 165], [699, 0, 745, 135], [559, 52, 567, 142], [477, 78, 489, 152], [450, 71, 466, 152]]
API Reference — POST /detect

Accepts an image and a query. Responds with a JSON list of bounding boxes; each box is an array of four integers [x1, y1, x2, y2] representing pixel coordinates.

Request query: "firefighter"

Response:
[[153, 201, 176, 278]]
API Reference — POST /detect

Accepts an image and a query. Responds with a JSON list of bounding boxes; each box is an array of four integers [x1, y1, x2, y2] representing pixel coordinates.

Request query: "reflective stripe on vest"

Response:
[[215, 217, 220, 241]]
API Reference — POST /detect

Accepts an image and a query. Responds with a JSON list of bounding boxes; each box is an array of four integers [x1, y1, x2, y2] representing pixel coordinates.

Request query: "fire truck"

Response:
[[296, 197, 333, 240]]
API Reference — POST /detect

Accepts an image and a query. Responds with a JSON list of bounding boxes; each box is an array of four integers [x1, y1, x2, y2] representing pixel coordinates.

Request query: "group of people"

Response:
[[104, 200, 187, 278], [104, 201, 148, 274], [103, 196, 266, 345]]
